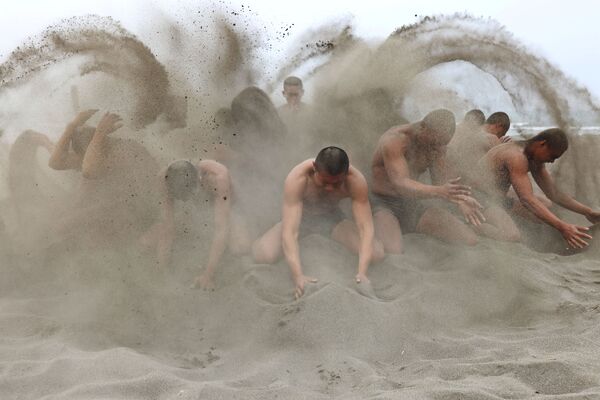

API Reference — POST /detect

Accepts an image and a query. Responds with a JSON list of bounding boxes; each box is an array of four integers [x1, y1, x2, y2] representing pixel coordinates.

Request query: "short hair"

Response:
[[485, 112, 511, 131], [165, 160, 198, 200], [283, 76, 303, 89], [71, 125, 96, 156], [314, 146, 349, 176], [422, 109, 456, 137], [464, 109, 485, 125], [527, 128, 569, 153]]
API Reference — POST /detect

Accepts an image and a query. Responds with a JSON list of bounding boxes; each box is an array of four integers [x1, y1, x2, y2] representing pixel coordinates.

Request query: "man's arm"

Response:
[[382, 135, 470, 201], [348, 172, 375, 283], [281, 173, 314, 299], [531, 164, 598, 221], [81, 113, 122, 179], [49, 109, 97, 170], [509, 155, 591, 248], [195, 163, 232, 289]]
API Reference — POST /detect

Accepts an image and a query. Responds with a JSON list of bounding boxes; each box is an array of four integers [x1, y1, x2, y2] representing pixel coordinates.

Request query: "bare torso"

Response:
[[477, 142, 528, 198], [371, 124, 437, 195]]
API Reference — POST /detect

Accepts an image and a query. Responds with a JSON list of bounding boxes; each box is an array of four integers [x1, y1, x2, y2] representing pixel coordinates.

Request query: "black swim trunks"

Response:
[[370, 193, 427, 233], [299, 207, 346, 238]]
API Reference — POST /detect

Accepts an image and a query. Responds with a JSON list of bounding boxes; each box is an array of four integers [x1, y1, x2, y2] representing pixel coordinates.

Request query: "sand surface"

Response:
[[2, 229, 600, 399]]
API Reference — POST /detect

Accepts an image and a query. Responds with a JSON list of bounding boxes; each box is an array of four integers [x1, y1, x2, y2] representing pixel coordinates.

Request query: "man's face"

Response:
[[487, 123, 508, 138], [532, 141, 564, 163], [282, 85, 303, 107], [313, 167, 346, 193], [418, 127, 450, 152]]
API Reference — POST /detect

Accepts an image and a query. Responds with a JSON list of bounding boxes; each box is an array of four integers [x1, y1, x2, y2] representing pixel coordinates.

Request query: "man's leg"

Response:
[[416, 207, 479, 246], [331, 219, 385, 262], [373, 209, 403, 254], [476, 205, 521, 242], [252, 222, 283, 264]]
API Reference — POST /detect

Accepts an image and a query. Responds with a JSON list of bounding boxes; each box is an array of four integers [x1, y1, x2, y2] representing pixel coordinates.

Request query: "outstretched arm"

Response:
[[81, 113, 123, 179], [281, 174, 315, 299], [349, 173, 375, 282], [49, 109, 97, 170], [195, 163, 232, 289], [532, 164, 599, 223], [509, 157, 591, 248], [382, 136, 470, 201]]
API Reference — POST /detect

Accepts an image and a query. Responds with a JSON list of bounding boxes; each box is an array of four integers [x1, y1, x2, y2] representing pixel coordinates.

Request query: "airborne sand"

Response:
[[1, 9, 600, 400]]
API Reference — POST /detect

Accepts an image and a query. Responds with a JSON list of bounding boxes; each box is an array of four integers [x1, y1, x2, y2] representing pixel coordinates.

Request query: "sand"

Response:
[[2, 219, 600, 399], [2, 10, 600, 400]]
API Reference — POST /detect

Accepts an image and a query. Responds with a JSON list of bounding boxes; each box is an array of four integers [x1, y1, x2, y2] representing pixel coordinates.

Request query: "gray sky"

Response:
[[1, 0, 598, 99]]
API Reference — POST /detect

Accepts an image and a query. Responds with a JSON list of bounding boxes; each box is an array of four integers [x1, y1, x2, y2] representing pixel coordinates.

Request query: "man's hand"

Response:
[[585, 210, 600, 224], [71, 109, 98, 127], [293, 274, 318, 300], [456, 195, 486, 226], [439, 177, 471, 202], [95, 113, 123, 136], [193, 270, 215, 291], [559, 223, 592, 249], [355, 273, 370, 284]]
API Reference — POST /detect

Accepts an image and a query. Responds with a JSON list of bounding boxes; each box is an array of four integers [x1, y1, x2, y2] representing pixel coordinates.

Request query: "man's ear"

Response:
[[312, 161, 318, 171]]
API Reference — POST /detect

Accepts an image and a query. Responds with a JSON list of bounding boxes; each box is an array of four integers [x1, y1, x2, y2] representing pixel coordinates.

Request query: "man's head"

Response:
[[418, 109, 456, 147], [165, 160, 199, 201], [282, 76, 304, 107], [525, 128, 569, 163], [71, 125, 96, 156], [484, 112, 511, 138], [313, 146, 349, 192], [463, 109, 485, 126]]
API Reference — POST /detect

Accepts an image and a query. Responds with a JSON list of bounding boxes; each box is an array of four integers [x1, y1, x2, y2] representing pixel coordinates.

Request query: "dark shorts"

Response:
[[299, 207, 346, 238], [370, 193, 427, 233]]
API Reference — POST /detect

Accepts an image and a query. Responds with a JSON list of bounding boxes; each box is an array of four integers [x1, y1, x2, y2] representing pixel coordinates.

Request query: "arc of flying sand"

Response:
[[0, 15, 172, 129], [274, 14, 600, 128]]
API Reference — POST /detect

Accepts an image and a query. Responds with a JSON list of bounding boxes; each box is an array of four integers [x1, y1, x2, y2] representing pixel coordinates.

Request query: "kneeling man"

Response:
[[253, 146, 383, 299]]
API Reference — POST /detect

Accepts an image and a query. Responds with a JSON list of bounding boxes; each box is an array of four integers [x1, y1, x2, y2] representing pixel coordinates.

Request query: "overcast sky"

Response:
[[1, 0, 598, 99]]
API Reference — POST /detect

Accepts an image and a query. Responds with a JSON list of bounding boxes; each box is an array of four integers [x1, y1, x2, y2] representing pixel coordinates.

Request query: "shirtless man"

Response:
[[140, 160, 249, 290], [252, 146, 383, 299], [371, 109, 485, 253], [476, 128, 600, 249], [447, 111, 511, 184], [49, 110, 159, 243]]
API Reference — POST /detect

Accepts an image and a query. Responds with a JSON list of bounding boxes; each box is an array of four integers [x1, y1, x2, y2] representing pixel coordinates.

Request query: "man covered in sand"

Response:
[[447, 111, 511, 184], [474, 128, 600, 249], [253, 146, 383, 299], [48, 109, 159, 243], [139, 160, 250, 290], [371, 109, 485, 253]]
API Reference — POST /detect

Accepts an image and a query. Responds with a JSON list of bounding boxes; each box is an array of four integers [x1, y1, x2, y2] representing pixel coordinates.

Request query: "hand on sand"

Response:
[[193, 272, 215, 291], [293, 275, 318, 300], [355, 273, 369, 284], [456, 195, 486, 226], [355, 274, 377, 299], [585, 211, 600, 224], [72, 109, 98, 127], [440, 177, 471, 202], [96, 113, 123, 136], [560, 223, 592, 249]]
